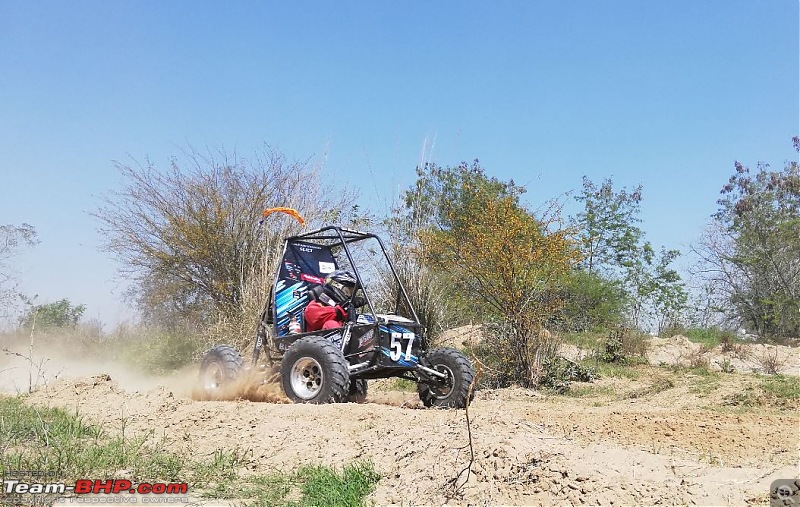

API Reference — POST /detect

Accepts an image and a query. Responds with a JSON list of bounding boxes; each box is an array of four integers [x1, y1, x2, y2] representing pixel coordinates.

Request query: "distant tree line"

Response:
[[7, 139, 794, 378]]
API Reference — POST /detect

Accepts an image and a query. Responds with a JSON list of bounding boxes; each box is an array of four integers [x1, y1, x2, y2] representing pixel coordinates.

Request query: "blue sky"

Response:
[[0, 1, 797, 327]]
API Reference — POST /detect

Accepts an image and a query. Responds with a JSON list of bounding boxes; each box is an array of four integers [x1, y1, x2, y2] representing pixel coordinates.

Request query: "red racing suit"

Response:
[[304, 300, 348, 332]]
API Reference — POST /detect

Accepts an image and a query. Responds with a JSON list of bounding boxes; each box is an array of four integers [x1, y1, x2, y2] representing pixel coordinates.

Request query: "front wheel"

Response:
[[418, 348, 475, 408], [281, 336, 350, 404]]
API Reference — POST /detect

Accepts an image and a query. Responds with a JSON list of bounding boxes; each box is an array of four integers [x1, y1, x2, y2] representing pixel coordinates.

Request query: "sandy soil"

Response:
[[4, 337, 799, 506]]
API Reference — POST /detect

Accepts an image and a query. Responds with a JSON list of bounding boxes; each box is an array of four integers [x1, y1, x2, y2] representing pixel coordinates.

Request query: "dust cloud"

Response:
[[0, 333, 198, 397], [191, 366, 289, 403]]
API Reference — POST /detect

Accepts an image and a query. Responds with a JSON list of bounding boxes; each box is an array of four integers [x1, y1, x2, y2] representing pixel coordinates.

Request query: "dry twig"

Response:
[[445, 358, 482, 498]]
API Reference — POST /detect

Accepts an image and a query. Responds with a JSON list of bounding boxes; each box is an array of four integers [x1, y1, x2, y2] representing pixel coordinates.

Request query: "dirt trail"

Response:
[[5, 334, 798, 505], [23, 369, 797, 506]]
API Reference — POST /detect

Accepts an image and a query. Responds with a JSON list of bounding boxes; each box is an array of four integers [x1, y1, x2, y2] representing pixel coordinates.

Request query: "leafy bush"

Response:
[[539, 356, 596, 393], [599, 327, 648, 364], [715, 358, 735, 373], [474, 322, 595, 391], [398, 162, 579, 387]]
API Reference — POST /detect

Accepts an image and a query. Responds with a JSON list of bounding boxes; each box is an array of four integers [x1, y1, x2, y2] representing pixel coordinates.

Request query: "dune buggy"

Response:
[[198, 226, 475, 408]]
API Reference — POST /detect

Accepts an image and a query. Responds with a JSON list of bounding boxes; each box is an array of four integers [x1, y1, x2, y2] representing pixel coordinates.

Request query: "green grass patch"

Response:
[[760, 375, 800, 401], [1, 396, 189, 484], [295, 462, 381, 507], [723, 375, 800, 410], [0, 396, 380, 506], [564, 384, 615, 398], [386, 378, 417, 392], [683, 327, 739, 349], [580, 360, 643, 380], [686, 372, 722, 397], [668, 365, 718, 377]]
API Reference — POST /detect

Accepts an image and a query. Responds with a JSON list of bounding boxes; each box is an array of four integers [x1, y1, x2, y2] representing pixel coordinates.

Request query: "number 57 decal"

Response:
[[389, 332, 415, 361]]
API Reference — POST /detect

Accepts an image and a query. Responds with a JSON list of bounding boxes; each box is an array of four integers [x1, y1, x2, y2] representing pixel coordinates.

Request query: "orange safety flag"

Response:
[[262, 207, 305, 226]]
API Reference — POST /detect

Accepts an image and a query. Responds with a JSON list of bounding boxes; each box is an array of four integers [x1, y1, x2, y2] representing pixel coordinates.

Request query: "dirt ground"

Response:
[[4, 337, 799, 506]]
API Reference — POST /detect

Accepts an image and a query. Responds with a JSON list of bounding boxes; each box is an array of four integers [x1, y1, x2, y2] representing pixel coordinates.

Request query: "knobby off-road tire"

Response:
[[281, 336, 350, 404], [347, 379, 368, 403], [418, 347, 476, 409], [199, 344, 244, 399]]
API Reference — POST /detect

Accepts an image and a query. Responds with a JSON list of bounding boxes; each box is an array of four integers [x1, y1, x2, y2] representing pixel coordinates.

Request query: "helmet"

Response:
[[323, 270, 358, 304]]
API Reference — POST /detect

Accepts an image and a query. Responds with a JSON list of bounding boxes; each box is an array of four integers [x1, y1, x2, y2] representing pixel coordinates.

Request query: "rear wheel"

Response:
[[347, 379, 368, 403], [418, 348, 475, 408], [281, 336, 350, 404], [199, 344, 243, 399]]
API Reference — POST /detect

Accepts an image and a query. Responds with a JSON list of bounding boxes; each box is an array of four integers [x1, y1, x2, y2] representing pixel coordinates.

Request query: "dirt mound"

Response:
[[25, 372, 796, 506], [437, 324, 483, 349], [649, 335, 800, 375]]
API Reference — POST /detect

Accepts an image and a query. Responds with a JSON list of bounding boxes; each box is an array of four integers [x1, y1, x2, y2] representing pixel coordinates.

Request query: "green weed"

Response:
[[687, 373, 722, 397], [722, 375, 800, 409], [599, 328, 648, 365], [296, 461, 381, 507], [387, 378, 417, 392]]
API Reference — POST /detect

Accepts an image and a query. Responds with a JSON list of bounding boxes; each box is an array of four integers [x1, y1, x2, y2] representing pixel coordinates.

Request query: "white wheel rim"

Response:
[[203, 362, 224, 392], [290, 356, 324, 400]]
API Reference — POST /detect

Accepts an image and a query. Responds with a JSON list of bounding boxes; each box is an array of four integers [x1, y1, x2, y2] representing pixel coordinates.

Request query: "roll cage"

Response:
[[253, 226, 423, 365]]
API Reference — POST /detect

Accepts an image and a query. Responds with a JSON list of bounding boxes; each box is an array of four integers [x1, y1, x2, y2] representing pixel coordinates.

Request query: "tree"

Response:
[[401, 161, 580, 386], [573, 177, 686, 332], [20, 298, 85, 331], [387, 161, 528, 332], [551, 270, 626, 332], [625, 244, 687, 333], [694, 138, 800, 338], [0, 223, 38, 319], [95, 145, 358, 325], [573, 177, 643, 276]]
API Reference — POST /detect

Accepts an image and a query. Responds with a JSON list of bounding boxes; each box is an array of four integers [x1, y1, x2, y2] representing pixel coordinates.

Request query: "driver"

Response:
[[304, 270, 358, 332]]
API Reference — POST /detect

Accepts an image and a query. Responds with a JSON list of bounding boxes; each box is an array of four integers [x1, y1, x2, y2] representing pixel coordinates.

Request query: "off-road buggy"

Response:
[[198, 226, 475, 408]]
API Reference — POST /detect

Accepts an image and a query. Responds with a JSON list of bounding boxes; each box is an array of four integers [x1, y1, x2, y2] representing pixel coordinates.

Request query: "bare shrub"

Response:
[[756, 347, 786, 375], [95, 145, 358, 327], [686, 346, 711, 369]]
